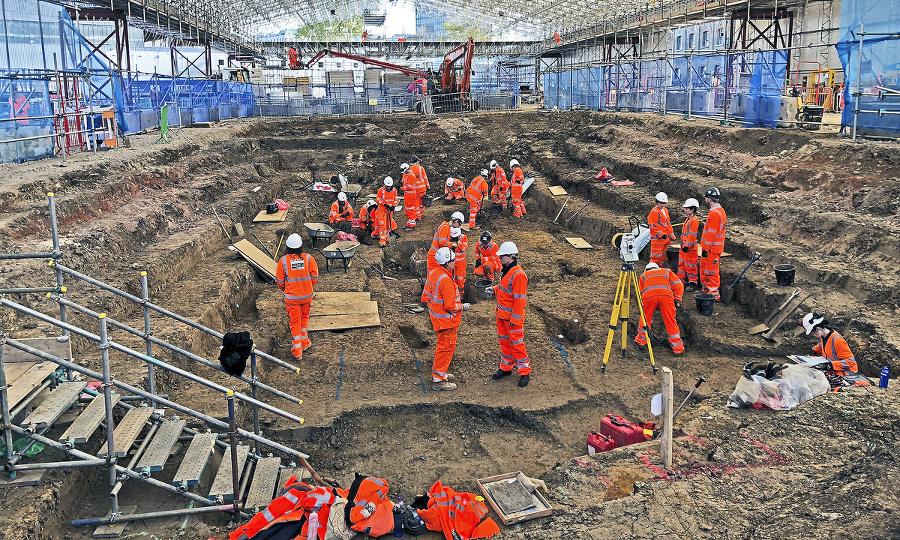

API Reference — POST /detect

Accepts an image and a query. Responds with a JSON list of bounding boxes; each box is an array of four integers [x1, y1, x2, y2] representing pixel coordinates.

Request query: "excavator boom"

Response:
[[305, 49, 428, 78]]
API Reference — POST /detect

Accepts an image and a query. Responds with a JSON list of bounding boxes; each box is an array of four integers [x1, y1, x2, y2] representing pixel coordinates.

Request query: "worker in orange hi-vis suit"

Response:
[[444, 177, 464, 200], [376, 177, 399, 247], [400, 162, 419, 229], [410, 155, 429, 219], [427, 211, 465, 273], [678, 198, 701, 289], [700, 187, 726, 300], [421, 247, 470, 391], [509, 159, 527, 217], [474, 230, 501, 282], [489, 160, 509, 210], [465, 169, 490, 228], [801, 312, 859, 377], [358, 199, 379, 240], [648, 192, 674, 265], [448, 226, 468, 289], [634, 262, 685, 354], [275, 234, 318, 359], [485, 242, 531, 388], [329, 192, 354, 232]]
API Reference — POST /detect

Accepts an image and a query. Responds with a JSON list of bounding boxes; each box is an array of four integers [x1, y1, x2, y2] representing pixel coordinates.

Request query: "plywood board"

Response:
[[310, 300, 377, 319], [253, 209, 288, 222], [565, 237, 593, 249], [308, 310, 380, 332], [0, 468, 44, 487], [2, 337, 71, 363], [309, 292, 379, 331], [313, 292, 372, 306], [6, 363, 57, 408], [548, 186, 568, 196], [232, 239, 277, 280]]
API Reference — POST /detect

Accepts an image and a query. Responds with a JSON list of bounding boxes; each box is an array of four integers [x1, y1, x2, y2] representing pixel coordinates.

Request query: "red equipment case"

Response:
[[587, 431, 616, 454], [600, 415, 645, 447]]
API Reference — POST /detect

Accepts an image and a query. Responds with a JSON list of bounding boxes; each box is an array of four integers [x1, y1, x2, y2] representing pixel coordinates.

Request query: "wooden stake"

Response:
[[553, 197, 570, 224], [660, 367, 674, 469]]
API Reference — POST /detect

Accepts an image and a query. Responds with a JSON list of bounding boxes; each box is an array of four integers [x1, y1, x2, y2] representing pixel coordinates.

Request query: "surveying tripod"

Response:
[[601, 262, 657, 374]]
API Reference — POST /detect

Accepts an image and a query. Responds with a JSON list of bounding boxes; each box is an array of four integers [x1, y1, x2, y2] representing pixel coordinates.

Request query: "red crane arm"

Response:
[[304, 49, 428, 78], [440, 38, 474, 92]]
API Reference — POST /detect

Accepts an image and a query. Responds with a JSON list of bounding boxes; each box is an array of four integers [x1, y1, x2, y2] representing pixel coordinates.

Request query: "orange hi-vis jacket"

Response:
[[648, 206, 674, 241], [496, 264, 527, 324], [490, 166, 508, 197], [345, 474, 394, 538], [430, 222, 452, 253], [701, 206, 726, 254], [417, 481, 500, 540], [421, 266, 462, 330], [445, 177, 464, 197], [402, 170, 418, 195], [329, 200, 354, 223], [410, 163, 429, 193], [358, 204, 376, 227], [466, 175, 489, 201], [510, 167, 525, 186], [228, 476, 340, 540], [378, 186, 398, 209], [681, 215, 700, 249], [276, 253, 318, 305], [814, 330, 858, 375], [476, 241, 501, 271], [639, 267, 684, 302]]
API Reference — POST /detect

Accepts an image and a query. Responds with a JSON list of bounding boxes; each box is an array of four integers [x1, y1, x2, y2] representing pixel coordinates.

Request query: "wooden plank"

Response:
[[244, 457, 281, 510], [92, 505, 137, 538], [208, 445, 250, 501], [98, 407, 154, 458], [660, 367, 674, 469], [565, 237, 593, 249], [232, 239, 277, 280], [548, 185, 568, 196], [136, 419, 186, 473], [0, 468, 44, 487], [762, 294, 810, 341], [22, 381, 87, 430], [172, 432, 218, 487], [309, 309, 381, 332], [314, 292, 371, 304], [747, 323, 769, 335], [253, 209, 288, 222], [4, 362, 35, 385], [61, 394, 121, 444], [6, 363, 57, 409], [2, 337, 71, 363], [311, 300, 378, 319]]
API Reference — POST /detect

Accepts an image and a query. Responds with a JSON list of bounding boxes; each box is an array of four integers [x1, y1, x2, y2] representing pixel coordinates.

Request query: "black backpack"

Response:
[[219, 331, 253, 377]]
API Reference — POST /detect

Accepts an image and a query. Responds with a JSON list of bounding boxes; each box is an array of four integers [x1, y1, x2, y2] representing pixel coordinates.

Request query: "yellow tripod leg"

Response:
[[601, 270, 627, 373], [621, 272, 631, 354], [631, 269, 658, 374]]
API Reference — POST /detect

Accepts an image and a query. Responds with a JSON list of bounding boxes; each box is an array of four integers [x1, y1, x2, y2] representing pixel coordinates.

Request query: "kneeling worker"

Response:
[[444, 177, 464, 201], [801, 312, 858, 376], [634, 262, 685, 354], [329, 192, 354, 233], [421, 247, 470, 391], [485, 242, 531, 387], [275, 234, 318, 359]]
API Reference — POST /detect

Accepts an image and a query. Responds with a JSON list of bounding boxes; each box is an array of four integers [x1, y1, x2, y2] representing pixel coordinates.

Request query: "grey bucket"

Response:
[[695, 292, 715, 316], [475, 279, 493, 301], [774, 264, 795, 286]]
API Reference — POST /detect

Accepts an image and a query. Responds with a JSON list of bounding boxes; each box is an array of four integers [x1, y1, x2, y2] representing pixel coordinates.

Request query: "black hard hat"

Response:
[[705, 187, 721, 200], [410, 155, 419, 163], [480, 230, 492, 244]]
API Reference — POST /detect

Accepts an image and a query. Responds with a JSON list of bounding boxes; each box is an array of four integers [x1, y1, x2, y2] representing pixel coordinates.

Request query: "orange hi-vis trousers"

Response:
[[678, 250, 699, 285], [650, 239, 670, 265], [511, 183, 526, 217], [433, 326, 458, 382], [378, 207, 397, 246], [496, 316, 531, 375], [700, 252, 721, 299], [634, 296, 684, 353], [286, 302, 311, 358], [404, 191, 419, 228]]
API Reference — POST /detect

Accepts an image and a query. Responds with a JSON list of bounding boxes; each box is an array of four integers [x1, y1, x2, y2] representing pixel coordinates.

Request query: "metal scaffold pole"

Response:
[[98, 314, 119, 517], [140, 271, 157, 408]]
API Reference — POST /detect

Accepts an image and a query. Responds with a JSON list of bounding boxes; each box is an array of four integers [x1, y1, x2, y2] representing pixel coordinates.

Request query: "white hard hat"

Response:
[[801, 312, 825, 335], [450, 211, 465, 223], [683, 198, 699, 208], [489, 160, 498, 169], [645, 262, 659, 271], [497, 241, 518, 256], [337, 192, 347, 202], [435, 246, 454, 265], [510, 159, 520, 168], [446, 177, 455, 186], [655, 192, 668, 203], [365, 199, 377, 208], [286, 233, 303, 249], [449, 227, 461, 238], [481, 169, 489, 177], [384, 176, 393, 187], [400, 163, 410, 171]]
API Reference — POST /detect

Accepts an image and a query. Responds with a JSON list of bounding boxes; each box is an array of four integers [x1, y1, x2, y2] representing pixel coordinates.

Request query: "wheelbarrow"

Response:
[[304, 222, 336, 249], [320, 240, 360, 273]]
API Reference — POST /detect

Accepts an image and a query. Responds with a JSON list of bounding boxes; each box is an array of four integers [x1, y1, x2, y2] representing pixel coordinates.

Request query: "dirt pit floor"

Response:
[[1, 112, 900, 539]]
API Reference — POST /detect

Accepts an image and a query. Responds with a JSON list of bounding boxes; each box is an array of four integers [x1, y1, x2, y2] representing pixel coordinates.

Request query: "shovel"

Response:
[[721, 252, 761, 306], [219, 207, 244, 237]]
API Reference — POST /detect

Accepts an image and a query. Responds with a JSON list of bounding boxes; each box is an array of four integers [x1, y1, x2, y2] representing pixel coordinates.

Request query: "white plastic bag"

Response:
[[727, 364, 830, 410]]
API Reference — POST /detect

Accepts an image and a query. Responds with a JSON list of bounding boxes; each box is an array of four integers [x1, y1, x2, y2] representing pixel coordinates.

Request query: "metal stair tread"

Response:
[[60, 393, 121, 444], [97, 407, 154, 458], [21, 381, 87, 429], [244, 457, 282, 511], [172, 432, 218, 487], [136, 418, 186, 473], [208, 445, 250, 501]]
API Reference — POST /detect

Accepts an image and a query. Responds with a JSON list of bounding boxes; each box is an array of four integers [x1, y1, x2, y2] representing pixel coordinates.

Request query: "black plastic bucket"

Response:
[[666, 245, 680, 268], [475, 279, 493, 301], [774, 264, 796, 286], [695, 292, 715, 316], [423, 196, 433, 208]]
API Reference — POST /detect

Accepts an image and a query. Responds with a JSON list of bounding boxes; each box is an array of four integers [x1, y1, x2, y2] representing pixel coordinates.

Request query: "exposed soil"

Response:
[[1, 112, 899, 539]]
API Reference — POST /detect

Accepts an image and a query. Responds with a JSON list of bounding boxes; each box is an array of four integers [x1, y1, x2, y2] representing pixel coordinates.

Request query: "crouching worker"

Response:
[[801, 312, 858, 377], [444, 176, 464, 200], [634, 262, 685, 355], [422, 247, 470, 391], [276, 234, 318, 359]]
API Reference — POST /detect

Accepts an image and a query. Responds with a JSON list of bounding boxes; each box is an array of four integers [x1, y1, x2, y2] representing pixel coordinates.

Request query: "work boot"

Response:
[[518, 374, 530, 388], [432, 380, 457, 391], [446, 373, 455, 382], [492, 369, 513, 380]]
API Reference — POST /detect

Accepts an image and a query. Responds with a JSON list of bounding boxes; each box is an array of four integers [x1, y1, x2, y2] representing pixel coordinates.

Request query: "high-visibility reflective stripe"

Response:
[[284, 276, 313, 282], [498, 305, 512, 313], [285, 293, 314, 301], [283, 492, 300, 504], [510, 336, 524, 345], [642, 285, 671, 292], [510, 313, 523, 320], [262, 508, 276, 522]]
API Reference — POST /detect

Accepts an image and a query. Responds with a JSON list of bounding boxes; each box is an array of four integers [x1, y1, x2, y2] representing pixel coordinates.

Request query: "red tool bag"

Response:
[[587, 431, 617, 454], [600, 415, 645, 447]]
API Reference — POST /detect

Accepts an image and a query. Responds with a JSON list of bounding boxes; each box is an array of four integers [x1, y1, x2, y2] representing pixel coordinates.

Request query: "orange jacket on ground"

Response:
[[228, 476, 341, 540], [466, 175, 489, 201], [814, 330, 858, 375], [410, 163, 429, 192], [276, 253, 318, 305], [345, 474, 394, 537], [639, 267, 683, 302], [421, 266, 462, 330], [445, 177, 464, 197], [648, 206, 674, 241], [475, 241, 500, 272], [701, 206, 726, 254], [496, 264, 527, 324], [681, 215, 700, 249], [329, 200, 354, 223], [417, 481, 500, 540]]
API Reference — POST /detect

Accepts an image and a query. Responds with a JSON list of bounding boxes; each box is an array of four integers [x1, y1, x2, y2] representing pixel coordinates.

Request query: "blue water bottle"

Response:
[[880, 366, 890, 388], [393, 497, 404, 537]]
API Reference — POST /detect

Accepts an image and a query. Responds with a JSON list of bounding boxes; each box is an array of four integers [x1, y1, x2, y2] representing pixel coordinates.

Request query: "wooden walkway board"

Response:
[[6, 362, 57, 409], [253, 209, 288, 222], [172, 432, 218, 487], [136, 419, 186, 473], [244, 457, 282, 510], [2, 337, 71, 363], [232, 239, 277, 280], [566, 237, 593, 249], [98, 407, 154, 458], [22, 381, 87, 430], [309, 292, 380, 332], [548, 186, 568, 196], [208, 445, 250, 501], [61, 394, 121, 444]]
